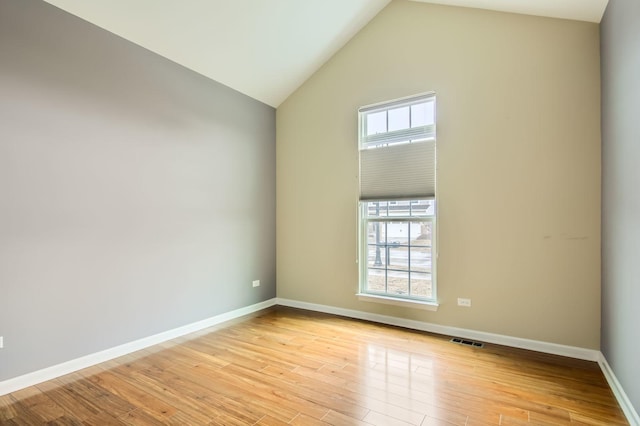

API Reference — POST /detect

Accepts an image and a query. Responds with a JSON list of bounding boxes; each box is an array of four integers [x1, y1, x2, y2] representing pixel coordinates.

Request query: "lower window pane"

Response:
[[410, 272, 431, 299], [367, 222, 385, 245], [387, 222, 409, 245], [387, 245, 408, 270], [367, 245, 387, 269], [366, 269, 386, 293], [409, 248, 430, 272], [386, 270, 409, 296], [412, 221, 432, 247]]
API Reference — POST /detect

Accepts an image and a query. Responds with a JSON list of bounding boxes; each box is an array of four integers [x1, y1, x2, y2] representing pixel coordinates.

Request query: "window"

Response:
[[362, 200, 436, 300], [358, 93, 437, 305]]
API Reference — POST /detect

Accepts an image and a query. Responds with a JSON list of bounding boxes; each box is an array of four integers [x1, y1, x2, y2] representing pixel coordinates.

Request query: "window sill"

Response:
[[356, 293, 439, 311]]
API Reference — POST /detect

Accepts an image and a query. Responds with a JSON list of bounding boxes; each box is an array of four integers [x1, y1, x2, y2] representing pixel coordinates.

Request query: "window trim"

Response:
[[357, 92, 438, 307], [356, 293, 439, 311]]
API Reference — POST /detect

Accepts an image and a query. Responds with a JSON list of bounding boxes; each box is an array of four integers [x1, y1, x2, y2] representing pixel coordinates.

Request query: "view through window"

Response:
[[363, 200, 435, 300]]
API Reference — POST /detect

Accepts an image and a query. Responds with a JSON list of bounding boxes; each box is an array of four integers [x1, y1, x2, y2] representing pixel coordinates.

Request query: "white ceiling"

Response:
[[42, 0, 609, 108]]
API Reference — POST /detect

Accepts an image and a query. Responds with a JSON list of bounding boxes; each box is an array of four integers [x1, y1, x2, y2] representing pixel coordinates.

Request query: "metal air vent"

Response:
[[450, 337, 484, 348]]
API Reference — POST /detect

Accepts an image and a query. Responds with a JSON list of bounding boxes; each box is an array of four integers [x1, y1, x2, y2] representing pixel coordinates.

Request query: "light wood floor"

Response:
[[0, 307, 628, 425]]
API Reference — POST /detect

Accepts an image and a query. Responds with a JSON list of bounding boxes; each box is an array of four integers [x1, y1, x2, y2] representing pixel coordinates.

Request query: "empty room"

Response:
[[1, 0, 638, 424]]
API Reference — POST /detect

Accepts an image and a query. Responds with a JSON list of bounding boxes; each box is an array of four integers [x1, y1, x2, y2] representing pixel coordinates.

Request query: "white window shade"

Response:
[[359, 140, 435, 200]]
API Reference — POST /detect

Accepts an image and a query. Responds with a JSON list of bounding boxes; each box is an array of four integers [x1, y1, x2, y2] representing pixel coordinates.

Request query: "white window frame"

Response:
[[357, 93, 438, 310]]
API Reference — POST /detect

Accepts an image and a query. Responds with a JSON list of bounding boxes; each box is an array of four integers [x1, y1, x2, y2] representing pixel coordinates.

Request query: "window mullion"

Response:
[[408, 221, 412, 297], [384, 222, 388, 295]]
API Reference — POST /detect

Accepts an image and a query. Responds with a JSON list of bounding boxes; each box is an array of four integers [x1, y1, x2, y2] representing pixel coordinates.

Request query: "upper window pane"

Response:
[[411, 100, 435, 127], [410, 199, 435, 216], [365, 200, 434, 218], [366, 111, 387, 136], [389, 200, 411, 217], [367, 201, 389, 217], [388, 106, 410, 132], [360, 93, 436, 149]]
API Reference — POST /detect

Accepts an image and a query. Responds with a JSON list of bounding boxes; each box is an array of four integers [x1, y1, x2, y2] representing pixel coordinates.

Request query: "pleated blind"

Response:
[[360, 140, 435, 200], [358, 93, 436, 201]]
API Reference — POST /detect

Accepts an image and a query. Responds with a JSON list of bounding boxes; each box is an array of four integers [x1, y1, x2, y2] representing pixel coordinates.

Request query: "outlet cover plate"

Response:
[[457, 298, 472, 307]]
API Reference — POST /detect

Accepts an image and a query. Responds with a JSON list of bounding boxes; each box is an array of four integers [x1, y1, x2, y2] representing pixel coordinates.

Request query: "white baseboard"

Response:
[[598, 353, 640, 426], [0, 298, 277, 397], [275, 298, 600, 361]]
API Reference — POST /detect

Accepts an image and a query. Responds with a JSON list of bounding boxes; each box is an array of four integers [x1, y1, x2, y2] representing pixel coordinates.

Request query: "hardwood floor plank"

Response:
[[0, 397, 46, 426], [290, 413, 332, 425], [0, 394, 20, 422], [133, 365, 268, 424], [157, 342, 231, 369], [254, 414, 293, 426], [213, 331, 326, 371], [58, 375, 137, 419], [363, 409, 419, 426], [423, 415, 464, 426], [321, 409, 372, 426], [0, 307, 628, 425], [163, 360, 297, 423], [80, 411, 128, 426], [117, 407, 164, 426], [46, 415, 84, 425], [570, 410, 629, 425], [418, 406, 469, 426], [499, 414, 532, 425], [8, 386, 65, 423], [111, 368, 217, 424], [34, 381, 100, 422], [85, 371, 176, 421], [214, 363, 336, 420]]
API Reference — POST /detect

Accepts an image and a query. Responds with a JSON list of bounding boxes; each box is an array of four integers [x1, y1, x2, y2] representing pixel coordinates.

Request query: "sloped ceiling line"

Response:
[[42, 0, 608, 107]]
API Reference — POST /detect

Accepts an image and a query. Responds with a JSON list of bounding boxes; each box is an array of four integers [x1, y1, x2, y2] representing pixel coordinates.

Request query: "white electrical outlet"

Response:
[[0, 336, 3, 349], [457, 298, 472, 307], [252, 280, 260, 288]]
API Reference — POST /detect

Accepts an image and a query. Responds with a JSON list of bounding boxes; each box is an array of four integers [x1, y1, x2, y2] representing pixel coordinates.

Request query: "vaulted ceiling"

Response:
[[42, 0, 609, 107]]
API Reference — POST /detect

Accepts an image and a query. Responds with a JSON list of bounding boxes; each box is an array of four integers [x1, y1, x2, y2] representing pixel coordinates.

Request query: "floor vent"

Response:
[[450, 337, 484, 348]]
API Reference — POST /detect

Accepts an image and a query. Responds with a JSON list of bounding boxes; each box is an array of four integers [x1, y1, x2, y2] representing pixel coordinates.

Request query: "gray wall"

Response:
[[601, 0, 640, 413], [0, 0, 275, 381]]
